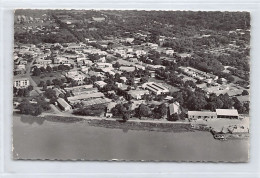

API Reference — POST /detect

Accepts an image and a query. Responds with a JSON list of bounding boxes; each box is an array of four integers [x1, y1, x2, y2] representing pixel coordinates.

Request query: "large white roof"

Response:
[[216, 109, 238, 116], [57, 98, 70, 108]]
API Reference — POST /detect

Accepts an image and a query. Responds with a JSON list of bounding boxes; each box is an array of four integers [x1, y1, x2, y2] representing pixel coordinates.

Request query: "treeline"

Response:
[[13, 86, 33, 97], [15, 10, 250, 46], [73, 104, 107, 116], [32, 65, 70, 76], [172, 88, 249, 114], [111, 103, 162, 121], [14, 29, 78, 44], [110, 101, 186, 122], [17, 96, 51, 116], [118, 11, 250, 33]]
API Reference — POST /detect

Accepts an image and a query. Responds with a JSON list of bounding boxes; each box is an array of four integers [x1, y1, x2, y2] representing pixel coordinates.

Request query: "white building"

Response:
[[168, 102, 181, 116], [14, 77, 30, 88], [135, 65, 145, 70], [101, 68, 115, 76], [147, 43, 158, 50], [188, 111, 217, 120], [216, 109, 239, 119], [114, 49, 127, 58], [135, 50, 147, 57], [73, 74, 85, 84], [119, 66, 135, 72], [57, 98, 72, 111], [115, 82, 123, 88], [81, 66, 89, 74], [120, 77, 127, 83], [94, 63, 113, 69], [128, 90, 149, 100], [84, 59, 93, 66], [125, 38, 135, 43], [165, 49, 175, 56], [36, 59, 52, 65], [92, 17, 105, 22], [146, 64, 166, 70], [66, 70, 86, 84], [94, 81, 107, 88], [54, 56, 68, 64]]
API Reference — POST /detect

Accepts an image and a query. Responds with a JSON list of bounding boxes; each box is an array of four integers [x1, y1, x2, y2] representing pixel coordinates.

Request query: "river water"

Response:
[[13, 116, 249, 162]]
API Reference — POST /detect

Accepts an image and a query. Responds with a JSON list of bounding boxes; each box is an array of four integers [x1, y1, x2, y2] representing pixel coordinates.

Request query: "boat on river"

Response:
[[213, 134, 227, 141]]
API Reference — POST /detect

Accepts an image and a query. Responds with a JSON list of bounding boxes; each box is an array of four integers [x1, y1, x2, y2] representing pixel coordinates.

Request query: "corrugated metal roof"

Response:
[[65, 84, 93, 91], [57, 98, 70, 108], [68, 92, 104, 102]]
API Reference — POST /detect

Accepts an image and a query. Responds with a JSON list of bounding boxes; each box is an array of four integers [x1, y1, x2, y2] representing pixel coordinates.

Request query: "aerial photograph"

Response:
[[13, 10, 250, 162]]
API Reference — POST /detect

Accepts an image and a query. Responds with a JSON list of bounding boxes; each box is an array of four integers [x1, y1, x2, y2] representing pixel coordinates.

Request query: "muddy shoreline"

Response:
[[88, 119, 194, 132], [17, 114, 209, 133]]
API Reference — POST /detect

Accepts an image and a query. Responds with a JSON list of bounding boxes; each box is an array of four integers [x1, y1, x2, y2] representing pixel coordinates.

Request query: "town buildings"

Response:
[[179, 66, 218, 82], [13, 11, 250, 127]]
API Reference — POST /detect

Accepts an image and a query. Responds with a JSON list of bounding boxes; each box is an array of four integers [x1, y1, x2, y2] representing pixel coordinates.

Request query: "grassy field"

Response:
[[31, 71, 66, 85]]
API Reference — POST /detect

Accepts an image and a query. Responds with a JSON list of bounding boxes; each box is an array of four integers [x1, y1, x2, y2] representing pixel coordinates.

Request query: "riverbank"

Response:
[[15, 113, 250, 137], [16, 114, 195, 133], [88, 119, 193, 132]]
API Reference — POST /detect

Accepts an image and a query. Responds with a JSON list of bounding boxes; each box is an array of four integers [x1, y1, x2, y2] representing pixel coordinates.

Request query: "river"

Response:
[[13, 115, 249, 162]]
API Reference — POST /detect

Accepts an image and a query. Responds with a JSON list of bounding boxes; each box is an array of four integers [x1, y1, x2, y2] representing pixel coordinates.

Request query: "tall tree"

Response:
[[136, 104, 151, 119]]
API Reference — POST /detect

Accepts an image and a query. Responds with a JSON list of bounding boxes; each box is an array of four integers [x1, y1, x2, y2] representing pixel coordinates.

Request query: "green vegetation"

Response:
[[17, 96, 51, 116], [32, 70, 66, 85], [172, 90, 249, 114], [73, 104, 106, 116]]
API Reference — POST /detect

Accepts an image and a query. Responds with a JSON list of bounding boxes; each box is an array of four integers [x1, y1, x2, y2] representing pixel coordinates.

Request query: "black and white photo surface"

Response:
[[13, 9, 250, 162]]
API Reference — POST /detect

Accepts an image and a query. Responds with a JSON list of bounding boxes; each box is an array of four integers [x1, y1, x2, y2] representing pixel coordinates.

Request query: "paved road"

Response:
[[26, 57, 37, 88], [25, 54, 44, 95]]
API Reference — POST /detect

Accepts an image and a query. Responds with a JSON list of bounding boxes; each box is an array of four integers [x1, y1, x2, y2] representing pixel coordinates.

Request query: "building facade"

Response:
[[14, 77, 30, 88]]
